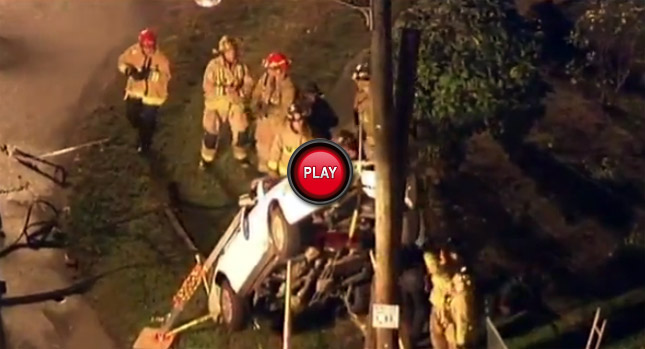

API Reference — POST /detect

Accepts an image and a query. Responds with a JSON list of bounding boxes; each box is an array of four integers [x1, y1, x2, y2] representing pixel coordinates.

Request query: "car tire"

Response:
[[401, 209, 420, 246], [347, 282, 371, 315], [219, 280, 246, 331], [269, 204, 301, 258]]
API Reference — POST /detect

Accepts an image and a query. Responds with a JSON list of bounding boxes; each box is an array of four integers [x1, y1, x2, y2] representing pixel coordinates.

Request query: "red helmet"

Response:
[[263, 52, 290, 70], [138, 28, 157, 48]]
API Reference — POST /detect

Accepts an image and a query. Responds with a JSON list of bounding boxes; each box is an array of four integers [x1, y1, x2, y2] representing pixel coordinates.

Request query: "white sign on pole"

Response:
[[372, 303, 400, 329]]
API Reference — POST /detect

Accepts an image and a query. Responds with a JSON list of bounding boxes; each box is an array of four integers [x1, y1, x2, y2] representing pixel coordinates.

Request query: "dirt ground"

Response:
[[0, 1, 183, 348]]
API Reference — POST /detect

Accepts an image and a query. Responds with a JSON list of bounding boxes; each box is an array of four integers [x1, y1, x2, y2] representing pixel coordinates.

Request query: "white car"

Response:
[[208, 163, 419, 330]]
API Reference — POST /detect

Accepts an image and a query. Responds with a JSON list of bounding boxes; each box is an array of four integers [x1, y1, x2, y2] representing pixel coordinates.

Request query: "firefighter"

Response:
[[446, 268, 476, 349], [424, 250, 453, 349], [117, 28, 171, 154], [251, 52, 296, 173], [333, 130, 359, 160], [267, 101, 313, 177], [201, 35, 254, 168], [399, 244, 430, 347], [301, 82, 338, 140], [352, 62, 374, 160]]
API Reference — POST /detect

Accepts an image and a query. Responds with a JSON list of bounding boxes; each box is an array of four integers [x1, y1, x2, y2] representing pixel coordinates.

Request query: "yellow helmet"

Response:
[[423, 252, 440, 271], [218, 35, 238, 52]]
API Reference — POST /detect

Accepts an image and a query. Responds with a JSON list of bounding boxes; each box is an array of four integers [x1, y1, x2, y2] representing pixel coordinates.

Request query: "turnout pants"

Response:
[[361, 127, 375, 161], [430, 308, 450, 349], [254, 113, 283, 173], [201, 97, 248, 164], [126, 97, 159, 152]]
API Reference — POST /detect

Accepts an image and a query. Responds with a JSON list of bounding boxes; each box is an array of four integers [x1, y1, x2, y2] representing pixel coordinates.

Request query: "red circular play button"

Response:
[[287, 139, 354, 205]]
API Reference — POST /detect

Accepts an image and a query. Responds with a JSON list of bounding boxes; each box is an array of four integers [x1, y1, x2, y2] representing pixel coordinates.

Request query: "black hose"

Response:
[[0, 229, 61, 258], [0, 199, 60, 257], [0, 263, 152, 306]]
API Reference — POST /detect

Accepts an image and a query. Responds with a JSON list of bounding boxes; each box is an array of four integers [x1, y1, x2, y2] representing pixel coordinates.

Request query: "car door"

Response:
[[216, 207, 269, 293]]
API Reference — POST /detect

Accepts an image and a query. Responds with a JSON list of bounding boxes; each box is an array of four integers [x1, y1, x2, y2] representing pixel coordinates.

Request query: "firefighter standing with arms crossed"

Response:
[[267, 101, 313, 177], [446, 268, 476, 349], [352, 62, 375, 160], [200, 35, 254, 168], [117, 28, 171, 154], [424, 248, 455, 349], [424, 245, 477, 349], [251, 52, 296, 173]]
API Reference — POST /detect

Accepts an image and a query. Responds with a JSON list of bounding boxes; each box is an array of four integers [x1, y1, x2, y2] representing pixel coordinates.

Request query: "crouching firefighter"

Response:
[[117, 28, 171, 153], [267, 102, 313, 177], [200, 35, 254, 168], [251, 52, 296, 173]]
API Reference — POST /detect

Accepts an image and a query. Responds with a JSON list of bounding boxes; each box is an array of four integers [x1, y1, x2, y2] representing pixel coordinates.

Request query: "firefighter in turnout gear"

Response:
[[302, 82, 338, 140], [352, 62, 374, 160], [267, 102, 313, 177], [117, 28, 171, 153], [251, 52, 296, 173], [201, 35, 254, 167], [446, 268, 476, 349], [424, 250, 453, 349]]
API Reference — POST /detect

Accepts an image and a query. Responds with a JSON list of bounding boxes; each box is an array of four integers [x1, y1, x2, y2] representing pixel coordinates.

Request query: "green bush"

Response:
[[398, 0, 543, 133], [568, 0, 645, 104]]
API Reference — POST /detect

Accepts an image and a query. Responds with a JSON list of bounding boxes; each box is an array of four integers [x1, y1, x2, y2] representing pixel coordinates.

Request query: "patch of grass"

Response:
[[65, 0, 370, 347], [605, 330, 645, 349], [505, 287, 645, 349]]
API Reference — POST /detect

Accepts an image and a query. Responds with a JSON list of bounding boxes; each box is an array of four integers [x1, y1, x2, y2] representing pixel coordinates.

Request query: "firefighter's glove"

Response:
[[124, 65, 137, 77], [127, 67, 149, 81]]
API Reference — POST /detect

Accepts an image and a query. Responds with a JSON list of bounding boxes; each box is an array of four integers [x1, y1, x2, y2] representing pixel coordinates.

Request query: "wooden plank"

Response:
[[283, 260, 293, 349], [158, 208, 243, 333]]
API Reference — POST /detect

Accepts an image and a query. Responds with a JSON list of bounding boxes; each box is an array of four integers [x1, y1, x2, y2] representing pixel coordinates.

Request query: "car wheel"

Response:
[[269, 204, 301, 258], [401, 209, 420, 246], [347, 282, 371, 315], [218, 280, 246, 331]]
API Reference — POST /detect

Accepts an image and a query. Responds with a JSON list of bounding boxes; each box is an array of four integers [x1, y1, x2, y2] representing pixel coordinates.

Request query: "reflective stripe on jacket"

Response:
[[117, 44, 171, 106], [251, 72, 296, 118], [203, 56, 253, 109]]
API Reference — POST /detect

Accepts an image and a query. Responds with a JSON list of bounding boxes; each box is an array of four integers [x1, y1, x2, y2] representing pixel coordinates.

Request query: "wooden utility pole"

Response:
[[370, 0, 397, 347]]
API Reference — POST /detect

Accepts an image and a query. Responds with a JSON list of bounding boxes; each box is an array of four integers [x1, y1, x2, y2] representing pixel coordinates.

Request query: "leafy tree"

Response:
[[568, 0, 645, 104], [397, 0, 543, 135]]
